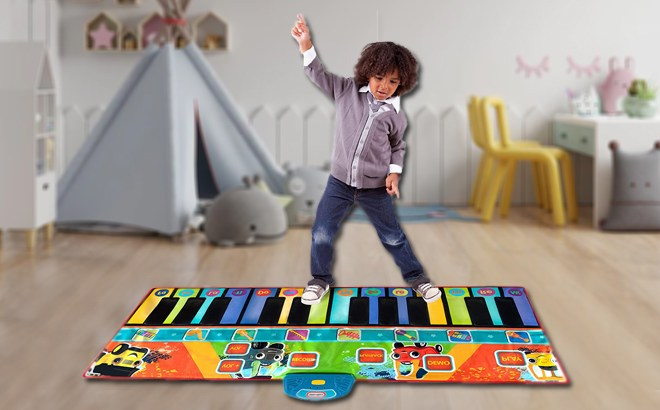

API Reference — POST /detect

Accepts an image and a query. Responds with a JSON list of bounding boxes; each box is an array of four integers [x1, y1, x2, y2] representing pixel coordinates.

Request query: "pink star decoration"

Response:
[[90, 22, 116, 49]]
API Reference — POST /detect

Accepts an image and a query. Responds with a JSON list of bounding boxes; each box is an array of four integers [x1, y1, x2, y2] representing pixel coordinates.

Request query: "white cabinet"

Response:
[[554, 114, 660, 228], [0, 42, 56, 248]]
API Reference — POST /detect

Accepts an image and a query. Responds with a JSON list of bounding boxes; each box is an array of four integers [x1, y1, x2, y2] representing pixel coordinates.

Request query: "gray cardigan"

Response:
[[304, 55, 407, 189]]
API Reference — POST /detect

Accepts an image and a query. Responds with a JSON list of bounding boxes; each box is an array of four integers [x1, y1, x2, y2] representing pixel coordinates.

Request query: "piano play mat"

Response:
[[85, 286, 568, 401]]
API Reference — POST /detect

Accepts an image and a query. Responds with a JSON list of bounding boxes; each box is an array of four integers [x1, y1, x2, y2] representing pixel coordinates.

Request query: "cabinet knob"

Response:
[[42, 183, 49, 190], [581, 137, 588, 144], [560, 132, 567, 139]]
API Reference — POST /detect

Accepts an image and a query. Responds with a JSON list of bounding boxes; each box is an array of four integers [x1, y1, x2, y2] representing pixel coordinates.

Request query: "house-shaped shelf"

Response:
[[86, 12, 122, 51], [139, 12, 167, 49], [85, 10, 229, 53], [193, 12, 228, 51]]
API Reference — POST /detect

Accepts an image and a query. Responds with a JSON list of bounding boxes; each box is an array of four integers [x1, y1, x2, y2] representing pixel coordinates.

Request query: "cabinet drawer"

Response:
[[35, 173, 56, 225], [554, 122, 595, 156]]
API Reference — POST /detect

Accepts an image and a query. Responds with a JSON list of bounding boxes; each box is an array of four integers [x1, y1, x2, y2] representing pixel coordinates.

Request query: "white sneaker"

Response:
[[413, 282, 442, 303], [301, 283, 330, 305]]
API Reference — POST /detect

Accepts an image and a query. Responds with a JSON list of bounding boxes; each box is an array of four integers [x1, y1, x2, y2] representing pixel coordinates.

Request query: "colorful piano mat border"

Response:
[[85, 287, 569, 387]]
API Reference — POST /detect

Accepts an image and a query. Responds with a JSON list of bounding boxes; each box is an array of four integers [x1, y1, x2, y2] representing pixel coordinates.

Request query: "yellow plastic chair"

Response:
[[467, 96, 549, 213], [477, 96, 578, 225]]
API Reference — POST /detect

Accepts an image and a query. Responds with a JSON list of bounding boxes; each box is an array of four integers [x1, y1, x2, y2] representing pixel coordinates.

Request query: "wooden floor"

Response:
[[1, 207, 658, 409]]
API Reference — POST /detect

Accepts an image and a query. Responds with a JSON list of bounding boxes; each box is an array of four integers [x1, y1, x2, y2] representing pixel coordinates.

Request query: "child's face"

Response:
[[369, 69, 400, 100]]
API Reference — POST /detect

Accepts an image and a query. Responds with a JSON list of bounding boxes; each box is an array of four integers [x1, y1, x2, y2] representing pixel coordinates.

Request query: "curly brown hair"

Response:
[[354, 42, 419, 96]]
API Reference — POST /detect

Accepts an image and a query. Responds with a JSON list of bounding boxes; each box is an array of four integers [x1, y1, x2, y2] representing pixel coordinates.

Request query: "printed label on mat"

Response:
[[224, 343, 250, 356], [424, 355, 455, 372], [356, 348, 386, 364], [217, 359, 244, 373], [495, 350, 526, 367], [288, 352, 319, 369]]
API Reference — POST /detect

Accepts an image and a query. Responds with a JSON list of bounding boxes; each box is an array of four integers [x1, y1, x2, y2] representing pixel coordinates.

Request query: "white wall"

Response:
[[56, 0, 660, 205]]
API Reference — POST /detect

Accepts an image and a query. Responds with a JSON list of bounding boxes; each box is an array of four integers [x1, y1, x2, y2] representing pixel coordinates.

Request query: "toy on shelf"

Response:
[[568, 86, 600, 116], [623, 78, 658, 118], [599, 57, 635, 115], [121, 30, 138, 51]]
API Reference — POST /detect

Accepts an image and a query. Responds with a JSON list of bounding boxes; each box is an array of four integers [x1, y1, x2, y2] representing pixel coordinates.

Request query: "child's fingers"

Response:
[[296, 14, 308, 32]]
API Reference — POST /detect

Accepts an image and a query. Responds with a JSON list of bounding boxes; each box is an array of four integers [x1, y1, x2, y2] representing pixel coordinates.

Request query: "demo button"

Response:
[[423, 355, 455, 372]]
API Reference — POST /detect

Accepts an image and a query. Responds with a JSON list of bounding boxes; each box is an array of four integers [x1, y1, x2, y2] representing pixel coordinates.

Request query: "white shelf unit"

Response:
[[0, 42, 57, 248]]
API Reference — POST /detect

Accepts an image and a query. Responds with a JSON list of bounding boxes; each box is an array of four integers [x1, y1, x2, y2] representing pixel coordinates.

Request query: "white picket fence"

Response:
[[60, 104, 593, 206]]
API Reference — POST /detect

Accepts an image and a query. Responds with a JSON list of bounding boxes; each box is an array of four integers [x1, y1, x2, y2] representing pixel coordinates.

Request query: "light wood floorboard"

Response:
[[0, 207, 658, 409]]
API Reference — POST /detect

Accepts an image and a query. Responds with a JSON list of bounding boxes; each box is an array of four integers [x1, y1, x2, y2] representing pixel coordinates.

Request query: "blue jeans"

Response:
[[309, 176, 428, 287]]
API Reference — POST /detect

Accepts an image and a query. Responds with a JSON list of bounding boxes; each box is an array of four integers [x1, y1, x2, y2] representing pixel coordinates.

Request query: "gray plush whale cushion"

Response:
[[601, 142, 660, 231]]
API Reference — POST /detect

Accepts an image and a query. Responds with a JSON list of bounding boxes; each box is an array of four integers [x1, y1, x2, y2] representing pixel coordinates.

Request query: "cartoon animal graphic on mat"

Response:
[[86, 343, 150, 377], [390, 342, 443, 380], [235, 342, 287, 379], [520, 348, 563, 381]]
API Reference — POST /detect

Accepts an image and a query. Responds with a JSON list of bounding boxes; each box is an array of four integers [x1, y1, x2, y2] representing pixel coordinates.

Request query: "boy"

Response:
[[291, 14, 441, 305]]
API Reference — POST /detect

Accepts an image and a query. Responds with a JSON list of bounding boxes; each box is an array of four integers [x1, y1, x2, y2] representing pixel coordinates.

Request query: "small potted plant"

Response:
[[623, 79, 658, 118]]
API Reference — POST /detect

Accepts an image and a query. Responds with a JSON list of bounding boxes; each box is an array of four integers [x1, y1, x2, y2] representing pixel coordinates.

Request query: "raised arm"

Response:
[[291, 14, 353, 100]]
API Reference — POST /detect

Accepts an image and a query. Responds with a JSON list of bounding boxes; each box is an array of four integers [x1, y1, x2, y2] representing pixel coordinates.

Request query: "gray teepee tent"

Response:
[[57, 41, 286, 235]]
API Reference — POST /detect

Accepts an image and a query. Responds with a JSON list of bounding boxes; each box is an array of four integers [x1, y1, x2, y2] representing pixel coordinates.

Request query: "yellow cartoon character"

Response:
[[87, 343, 150, 377], [520, 348, 563, 381]]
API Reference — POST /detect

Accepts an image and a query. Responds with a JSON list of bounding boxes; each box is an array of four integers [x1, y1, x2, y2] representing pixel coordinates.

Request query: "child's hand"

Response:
[[386, 173, 400, 198], [291, 14, 312, 53]]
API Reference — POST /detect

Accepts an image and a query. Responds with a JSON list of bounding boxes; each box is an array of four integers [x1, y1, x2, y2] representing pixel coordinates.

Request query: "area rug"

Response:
[[84, 286, 568, 400], [349, 205, 478, 223]]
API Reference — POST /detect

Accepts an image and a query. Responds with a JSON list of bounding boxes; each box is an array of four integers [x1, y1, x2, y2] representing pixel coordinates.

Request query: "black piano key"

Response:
[[144, 297, 178, 325], [199, 297, 231, 325], [407, 297, 430, 326], [378, 297, 399, 325], [465, 297, 493, 326], [258, 297, 285, 325], [287, 298, 311, 325], [495, 297, 524, 327], [171, 298, 206, 325], [348, 297, 370, 325]]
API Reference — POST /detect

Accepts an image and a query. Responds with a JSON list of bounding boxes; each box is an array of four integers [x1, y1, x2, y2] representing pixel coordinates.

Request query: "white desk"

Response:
[[553, 114, 660, 228]]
